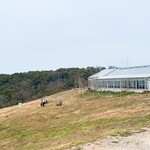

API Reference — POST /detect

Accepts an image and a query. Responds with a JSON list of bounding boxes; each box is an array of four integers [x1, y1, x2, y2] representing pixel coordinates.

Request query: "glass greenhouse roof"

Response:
[[89, 65, 150, 79], [88, 69, 115, 79]]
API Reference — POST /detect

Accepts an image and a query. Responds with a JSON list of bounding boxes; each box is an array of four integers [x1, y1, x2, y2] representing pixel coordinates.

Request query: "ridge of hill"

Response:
[[0, 89, 150, 150]]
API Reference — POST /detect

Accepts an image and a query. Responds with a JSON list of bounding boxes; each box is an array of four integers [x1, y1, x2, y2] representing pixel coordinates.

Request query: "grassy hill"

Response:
[[0, 67, 102, 109], [0, 89, 150, 150]]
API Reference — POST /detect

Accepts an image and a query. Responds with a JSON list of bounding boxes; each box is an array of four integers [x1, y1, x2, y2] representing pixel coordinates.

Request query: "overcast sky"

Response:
[[0, 0, 150, 74]]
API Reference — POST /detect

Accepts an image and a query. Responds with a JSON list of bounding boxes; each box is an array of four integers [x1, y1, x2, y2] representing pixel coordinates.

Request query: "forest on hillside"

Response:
[[0, 67, 104, 108]]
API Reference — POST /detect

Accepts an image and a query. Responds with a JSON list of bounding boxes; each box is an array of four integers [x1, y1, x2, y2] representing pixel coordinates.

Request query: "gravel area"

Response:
[[71, 128, 150, 150]]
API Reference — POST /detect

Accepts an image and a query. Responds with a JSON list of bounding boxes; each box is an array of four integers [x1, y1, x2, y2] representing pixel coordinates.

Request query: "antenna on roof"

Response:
[[125, 58, 127, 68], [127, 57, 129, 67], [121, 58, 126, 68], [126, 56, 129, 67], [121, 57, 129, 68], [121, 58, 123, 68]]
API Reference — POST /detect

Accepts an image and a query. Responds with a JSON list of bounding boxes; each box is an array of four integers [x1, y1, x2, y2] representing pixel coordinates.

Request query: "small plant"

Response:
[[134, 129, 147, 134], [112, 141, 119, 144], [76, 146, 82, 150], [112, 131, 132, 137]]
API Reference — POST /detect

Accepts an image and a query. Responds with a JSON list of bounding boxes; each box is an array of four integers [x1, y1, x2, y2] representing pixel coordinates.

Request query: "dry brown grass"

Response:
[[0, 89, 150, 150]]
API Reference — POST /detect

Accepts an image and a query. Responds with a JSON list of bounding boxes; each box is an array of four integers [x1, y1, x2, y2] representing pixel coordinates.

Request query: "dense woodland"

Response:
[[0, 67, 104, 108]]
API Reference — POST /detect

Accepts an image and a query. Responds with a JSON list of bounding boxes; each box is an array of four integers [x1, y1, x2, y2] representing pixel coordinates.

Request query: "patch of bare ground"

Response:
[[73, 128, 150, 150]]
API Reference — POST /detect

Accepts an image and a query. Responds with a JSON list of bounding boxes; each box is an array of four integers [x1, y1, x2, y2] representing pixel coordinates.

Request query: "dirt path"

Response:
[[71, 128, 150, 150]]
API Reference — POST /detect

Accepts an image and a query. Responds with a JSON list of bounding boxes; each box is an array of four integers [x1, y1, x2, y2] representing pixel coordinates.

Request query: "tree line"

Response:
[[0, 67, 105, 108]]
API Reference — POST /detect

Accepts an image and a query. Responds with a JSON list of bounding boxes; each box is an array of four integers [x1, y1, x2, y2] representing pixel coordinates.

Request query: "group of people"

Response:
[[40, 96, 63, 107], [40, 98, 48, 107]]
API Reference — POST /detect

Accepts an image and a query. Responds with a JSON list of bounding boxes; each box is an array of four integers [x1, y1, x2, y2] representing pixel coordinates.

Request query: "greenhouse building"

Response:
[[88, 65, 150, 92]]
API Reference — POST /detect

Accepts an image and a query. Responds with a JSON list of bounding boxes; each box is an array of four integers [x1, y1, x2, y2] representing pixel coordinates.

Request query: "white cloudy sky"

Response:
[[0, 0, 150, 74]]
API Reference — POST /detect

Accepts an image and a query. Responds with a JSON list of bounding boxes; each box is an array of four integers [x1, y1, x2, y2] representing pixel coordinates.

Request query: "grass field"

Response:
[[0, 89, 150, 150]]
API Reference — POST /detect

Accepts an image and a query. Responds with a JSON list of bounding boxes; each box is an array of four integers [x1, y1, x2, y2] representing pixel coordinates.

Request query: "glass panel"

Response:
[[114, 81, 120, 88]]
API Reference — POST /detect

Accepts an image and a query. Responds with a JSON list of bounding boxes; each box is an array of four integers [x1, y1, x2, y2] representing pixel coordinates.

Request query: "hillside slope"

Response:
[[0, 89, 150, 150]]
